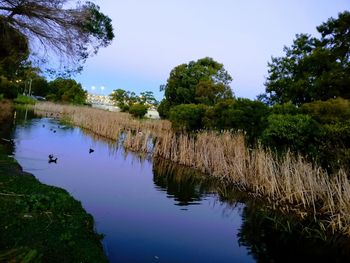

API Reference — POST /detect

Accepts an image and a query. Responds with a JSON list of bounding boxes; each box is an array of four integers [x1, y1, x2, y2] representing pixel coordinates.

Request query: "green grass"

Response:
[[0, 145, 108, 262], [13, 95, 36, 105]]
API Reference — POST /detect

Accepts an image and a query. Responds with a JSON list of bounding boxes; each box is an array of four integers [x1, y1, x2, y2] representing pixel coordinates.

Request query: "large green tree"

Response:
[[159, 57, 233, 118], [261, 11, 350, 105], [47, 78, 86, 104], [0, 0, 114, 75]]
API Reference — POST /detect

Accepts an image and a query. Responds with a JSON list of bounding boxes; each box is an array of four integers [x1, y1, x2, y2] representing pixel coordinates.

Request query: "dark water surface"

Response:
[[7, 109, 350, 263]]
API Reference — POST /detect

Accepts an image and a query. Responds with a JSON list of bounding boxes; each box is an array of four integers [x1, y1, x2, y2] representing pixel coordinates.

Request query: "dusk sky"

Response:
[[76, 0, 349, 101]]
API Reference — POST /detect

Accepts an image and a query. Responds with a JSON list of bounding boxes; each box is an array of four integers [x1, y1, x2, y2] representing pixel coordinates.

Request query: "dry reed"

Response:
[[34, 102, 350, 235]]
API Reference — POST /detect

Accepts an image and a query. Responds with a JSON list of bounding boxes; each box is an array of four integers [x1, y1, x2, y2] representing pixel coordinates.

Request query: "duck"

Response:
[[48, 158, 57, 164], [48, 154, 57, 163]]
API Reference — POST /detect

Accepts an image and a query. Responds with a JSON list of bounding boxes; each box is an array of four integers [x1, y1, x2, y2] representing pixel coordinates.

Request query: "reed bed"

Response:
[[34, 102, 350, 235]]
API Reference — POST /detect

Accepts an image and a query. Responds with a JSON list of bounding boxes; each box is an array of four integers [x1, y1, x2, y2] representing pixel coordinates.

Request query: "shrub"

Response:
[[316, 121, 350, 172], [129, 103, 148, 118], [169, 104, 207, 131], [271, 102, 300, 115], [157, 99, 171, 119], [302, 98, 350, 124], [261, 114, 319, 156], [204, 98, 270, 143]]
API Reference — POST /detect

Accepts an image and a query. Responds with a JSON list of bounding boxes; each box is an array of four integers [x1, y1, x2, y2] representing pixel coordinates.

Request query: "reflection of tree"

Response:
[[152, 158, 219, 206], [153, 158, 350, 261], [238, 202, 350, 262]]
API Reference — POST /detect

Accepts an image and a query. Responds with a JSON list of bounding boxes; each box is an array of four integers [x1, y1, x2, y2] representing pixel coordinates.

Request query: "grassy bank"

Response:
[[0, 146, 108, 262], [34, 102, 350, 236], [0, 102, 108, 262]]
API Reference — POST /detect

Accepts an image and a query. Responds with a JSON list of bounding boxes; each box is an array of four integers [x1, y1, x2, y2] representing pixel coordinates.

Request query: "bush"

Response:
[[261, 114, 319, 156], [157, 99, 171, 119], [301, 98, 350, 124], [129, 103, 148, 118], [271, 102, 300, 115], [316, 121, 350, 172], [169, 104, 207, 131], [204, 98, 270, 143]]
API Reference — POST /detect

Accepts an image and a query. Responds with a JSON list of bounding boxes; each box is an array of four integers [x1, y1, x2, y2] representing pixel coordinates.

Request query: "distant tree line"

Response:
[[109, 89, 158, 118]]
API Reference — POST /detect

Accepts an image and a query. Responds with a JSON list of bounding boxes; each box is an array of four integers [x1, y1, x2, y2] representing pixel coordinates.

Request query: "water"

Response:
[[7, 109, 350, 262], [9, 112, 252, 262]]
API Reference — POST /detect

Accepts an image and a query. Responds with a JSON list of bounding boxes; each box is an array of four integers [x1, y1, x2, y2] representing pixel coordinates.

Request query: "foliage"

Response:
[[316, 121, 350, 172], [271, 102, 300, 115], [0, 17, 29, 78], [169, 104, 208, 131], [0, 0, 114, 75], [13, 95, 36, 105], [0, 75, 19, 99], [204, 98, 270, 143], [302, 98, 350, 124], [157, 99, 172, 119], [47, 78, 86, 105], [109, 89, 157, 112], [139, 91, 158, 106], [160, 57, 233, 118], [129, 103, 148, 118], [261, 114, 319, 156], [262, 11, 350, 105]]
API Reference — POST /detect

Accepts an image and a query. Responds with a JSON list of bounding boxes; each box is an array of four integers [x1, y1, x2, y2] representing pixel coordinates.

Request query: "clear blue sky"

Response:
[[76, 0, 349, 101]]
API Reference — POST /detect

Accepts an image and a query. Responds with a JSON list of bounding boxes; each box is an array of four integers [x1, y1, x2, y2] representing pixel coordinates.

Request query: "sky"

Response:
[[75, 0, 349, 101]]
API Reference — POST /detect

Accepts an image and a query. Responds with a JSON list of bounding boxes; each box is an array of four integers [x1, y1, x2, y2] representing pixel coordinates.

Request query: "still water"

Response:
[[7, 109, 350, 262]]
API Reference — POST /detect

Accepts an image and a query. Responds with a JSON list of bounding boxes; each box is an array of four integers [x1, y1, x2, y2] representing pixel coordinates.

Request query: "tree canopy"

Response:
[[159, 57, 233, 118], [0, 0, 114, 74], [261, 11, 350, 105]]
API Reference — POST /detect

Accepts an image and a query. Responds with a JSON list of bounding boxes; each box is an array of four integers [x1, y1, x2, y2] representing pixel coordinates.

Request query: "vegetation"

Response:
[[109, 88, 158, 113], [260, 11, 350, 105], [158, 57, 233, 118], [129, 103, 148, 118], [13, 95, 36, 105], [0, 0, 114, 75], [46, 78, 87, 105], [0, 146, 108, 262], [0, 104, 107, 262], [33, 102, 350, 237]]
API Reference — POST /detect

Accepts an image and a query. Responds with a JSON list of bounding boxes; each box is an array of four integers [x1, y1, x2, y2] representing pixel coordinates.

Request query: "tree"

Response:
[[262, 11, 350, 105], [159, 57, 233, 118], [129, 103, 148, 119], [0, 0, 114, 74], [47, 78, 86, 104], [0, 17, 29, 78], [169, 104, 208, 131], [139, 91, 158, 106]]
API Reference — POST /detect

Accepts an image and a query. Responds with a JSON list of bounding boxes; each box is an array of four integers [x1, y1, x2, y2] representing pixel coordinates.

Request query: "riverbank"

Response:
[[34, 102, 350, 237], [0, 103, 108, 262], [0, 146, 108, 262]]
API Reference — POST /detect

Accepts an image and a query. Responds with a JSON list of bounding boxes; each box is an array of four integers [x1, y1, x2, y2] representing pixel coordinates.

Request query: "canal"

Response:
[[6, 108, 350, 262]]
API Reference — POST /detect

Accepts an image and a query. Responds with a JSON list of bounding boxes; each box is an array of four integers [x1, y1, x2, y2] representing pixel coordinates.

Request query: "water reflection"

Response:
[[7, 108, 350, 262], [153, 159, 350, 262], [153, 158, 215, 206]]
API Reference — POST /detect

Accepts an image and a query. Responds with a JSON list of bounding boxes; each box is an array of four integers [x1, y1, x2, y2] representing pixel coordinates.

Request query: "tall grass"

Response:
[[34, 102, 350, 235]]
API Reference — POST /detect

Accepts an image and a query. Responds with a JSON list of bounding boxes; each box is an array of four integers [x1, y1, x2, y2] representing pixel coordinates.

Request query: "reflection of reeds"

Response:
[[34, 102, 350, 236], [0, 100, 13, 123]]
